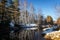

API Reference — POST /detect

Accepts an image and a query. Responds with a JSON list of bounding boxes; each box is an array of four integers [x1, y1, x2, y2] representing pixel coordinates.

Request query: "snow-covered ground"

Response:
[[42, 27, 54, 34], [43, 26, 60, 40], [44, 30, 60, 40], [19, 24, 38, 30], [42, 26, 59, 35]]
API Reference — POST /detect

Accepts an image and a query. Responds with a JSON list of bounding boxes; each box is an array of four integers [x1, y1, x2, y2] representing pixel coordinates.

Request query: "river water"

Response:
[[10, 27, 46, 40]]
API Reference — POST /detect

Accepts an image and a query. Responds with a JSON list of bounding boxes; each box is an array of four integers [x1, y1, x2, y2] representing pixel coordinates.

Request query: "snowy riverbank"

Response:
[[44, 30, 60, 40]]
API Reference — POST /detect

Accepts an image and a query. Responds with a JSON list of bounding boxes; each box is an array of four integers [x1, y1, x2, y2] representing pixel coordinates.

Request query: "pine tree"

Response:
[[46, 16, 53, 25], [6, 0, 20, 24], [0, 0, 7, 23]]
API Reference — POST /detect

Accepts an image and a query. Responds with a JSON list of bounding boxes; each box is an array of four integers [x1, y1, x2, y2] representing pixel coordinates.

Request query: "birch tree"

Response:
[[36, 8, 44, 27], [30, 3, 35, 23]]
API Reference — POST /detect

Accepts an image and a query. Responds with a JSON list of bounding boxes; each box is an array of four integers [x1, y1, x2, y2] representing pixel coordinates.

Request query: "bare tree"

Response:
[[30, 3, 35, 23], [55, 4, 60, 17], [37, 8, 43, 25], [19, 0, 29, 24]]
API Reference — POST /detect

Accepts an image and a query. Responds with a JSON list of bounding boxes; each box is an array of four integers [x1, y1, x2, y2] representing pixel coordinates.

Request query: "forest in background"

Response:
[[0, 0, 60, 26]]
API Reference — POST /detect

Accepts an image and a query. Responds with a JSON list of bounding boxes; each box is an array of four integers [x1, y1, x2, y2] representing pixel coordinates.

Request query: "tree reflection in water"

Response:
[[10, 27, 45, 40]]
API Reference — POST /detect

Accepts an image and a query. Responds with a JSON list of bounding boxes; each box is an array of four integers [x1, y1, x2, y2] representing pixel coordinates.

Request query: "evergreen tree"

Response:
[[57, 17, 60, 26], [46, 16, 53, 25]]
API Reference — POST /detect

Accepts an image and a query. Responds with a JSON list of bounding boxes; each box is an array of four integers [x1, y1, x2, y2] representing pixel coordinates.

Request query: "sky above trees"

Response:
[[19, 0, 60, 21]]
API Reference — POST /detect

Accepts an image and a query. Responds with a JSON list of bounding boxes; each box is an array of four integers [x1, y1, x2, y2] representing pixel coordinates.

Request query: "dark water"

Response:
[[12, 27, 46, 40]]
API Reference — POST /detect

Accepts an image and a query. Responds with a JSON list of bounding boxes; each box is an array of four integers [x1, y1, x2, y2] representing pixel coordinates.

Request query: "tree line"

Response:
[[0, 0, 60, 26]]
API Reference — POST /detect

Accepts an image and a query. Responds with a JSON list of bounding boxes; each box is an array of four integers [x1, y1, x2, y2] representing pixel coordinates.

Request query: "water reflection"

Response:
[[10, 27, 45, 40]]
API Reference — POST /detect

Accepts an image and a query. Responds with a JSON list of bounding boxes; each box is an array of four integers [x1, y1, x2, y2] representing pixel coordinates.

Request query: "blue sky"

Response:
[[20, 0, 60, 21]]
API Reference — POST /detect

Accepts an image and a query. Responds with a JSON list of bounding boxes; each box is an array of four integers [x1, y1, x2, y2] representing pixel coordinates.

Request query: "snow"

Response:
[[46, 30, 60, 35], [45, 30, 60, 40], [42, 26, 60, 34], [26, 24, 38, 26], [20, 24, 38, 28], [10, 22, 14, 27], [42, 27, 54, 34], [26, 27, 38, 30]]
